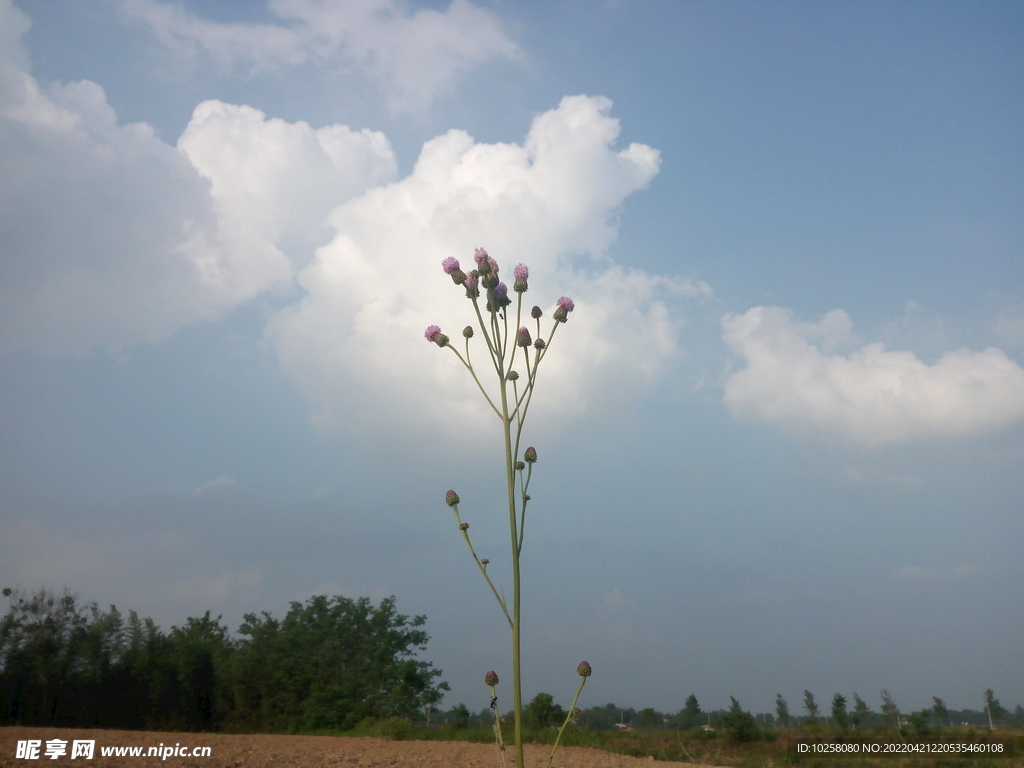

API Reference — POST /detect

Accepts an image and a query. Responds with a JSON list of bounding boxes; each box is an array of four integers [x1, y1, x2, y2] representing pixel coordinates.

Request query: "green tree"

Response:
[[831, 693, 848, 732], [851, 693, 871, 730], [880, 690, 900, 734], [677, 694, 701, 729], [931, 696, 948, 727], [635, 707, 661, 729], [984, 690, 1008, 729], [775, 694, 790, 728], [524, 692, 564, 729], [450, 702, 470, 729], [721, 696, 759, 742], [803, 690, 820, 724], [232, 595, 448, 731]]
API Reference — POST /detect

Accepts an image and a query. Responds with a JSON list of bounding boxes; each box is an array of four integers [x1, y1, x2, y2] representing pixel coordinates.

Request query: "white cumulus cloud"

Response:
[[0, 2, 398, 356], [722, 306, 1024, 445], [267, 95, 699, 439], [120, 0, 519, 113]]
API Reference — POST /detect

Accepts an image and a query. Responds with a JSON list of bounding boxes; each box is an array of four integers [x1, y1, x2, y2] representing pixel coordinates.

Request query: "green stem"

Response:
[[452, 505, 512, 628], [490, 684, 507, 768], [546, 676, 588, 768]]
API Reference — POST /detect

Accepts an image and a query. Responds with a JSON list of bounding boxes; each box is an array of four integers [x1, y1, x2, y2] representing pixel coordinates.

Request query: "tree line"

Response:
[[0, 587, 448, 731], [434, 689, 1022, 741]]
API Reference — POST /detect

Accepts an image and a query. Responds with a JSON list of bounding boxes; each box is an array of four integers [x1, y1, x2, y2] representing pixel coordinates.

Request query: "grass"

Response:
[[335, 720, 1024, 768]]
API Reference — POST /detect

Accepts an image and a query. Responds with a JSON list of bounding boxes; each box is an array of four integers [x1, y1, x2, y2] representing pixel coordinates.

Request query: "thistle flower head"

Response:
[[514, 461, 525, 471], [424, 326, 449, 346], [531, 305, 543, 319], [571, 708, 582, 718], [524, 446, 537, 463], [443, 257, 467, 285], [516, 326, 532, 347], [445, 490, 460, 507], [474, 247, 489, 265], [487, 282, 511, 309], [553, 296, 576, 323], [463, 325, 474, 338], [459, 522, 469, 531], [464, 273, 480, 299], [577, 660, 592, 677], [484, 670, 499, 686], [513, 263, 529, 293], [533, 338, 546, 350], [507, 370, 519, 381]]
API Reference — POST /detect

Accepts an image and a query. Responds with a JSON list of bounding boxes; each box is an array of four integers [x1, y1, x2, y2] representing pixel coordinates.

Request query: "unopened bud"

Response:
[[459, 522, 469, 531], [524, 447, 537, 463], [531, 306, 543, 319], [463, 326, 474, 338], [577, 660, 592, 677], [507, 370, 519, 381], [485, 670, 499, 686], [445, 490, 460, 507], [516, 327, 532, 347], [514, 461, 525, 471], [533, 338, 546, 350], [571, 708, 581, 718], [480, 558, 490, 565]]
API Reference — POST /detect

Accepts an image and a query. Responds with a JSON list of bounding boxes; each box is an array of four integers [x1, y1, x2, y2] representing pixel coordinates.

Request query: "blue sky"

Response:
[[1, 0, 1022, 717]]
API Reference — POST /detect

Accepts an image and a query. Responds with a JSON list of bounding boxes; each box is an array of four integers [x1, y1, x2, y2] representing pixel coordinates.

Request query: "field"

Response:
[[3, 726, 1021, 767]]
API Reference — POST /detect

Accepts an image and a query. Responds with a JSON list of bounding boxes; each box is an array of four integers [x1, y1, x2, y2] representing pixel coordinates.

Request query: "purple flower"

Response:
[[516, 326, 532, 347], [424, 325, 449, 347], [513, 263, 529, 293], [474, 247, 489, 264], [442, 257, 460, 275], [487, 282, 511, 311], [485, 670, 499, 686], [523, 446, 537, 463], [464, 273, 480, 299], [553, 296, 575, 323], [577, 660, 592, 677], [445, 490, 460, 507]]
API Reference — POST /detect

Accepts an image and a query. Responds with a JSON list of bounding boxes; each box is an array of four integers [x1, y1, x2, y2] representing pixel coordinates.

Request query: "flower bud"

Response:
[[485, 670, 499, 686], [524, 447, 537, 463], [513, 264, 529, 293], [577, 660, 592, 677], [507, 370, 519, 381], [531, 306, 543, 319], [463, 325, 474, 338], [459, 522, 469, 531], [480, 558, 490, 566], [533, 338, 546, 350], [445, 490, 460, 507], [571, 708, 581, 718], [464, 274, 480, 299], [514, 461, 525, 471], [516, 326, 532, 347]]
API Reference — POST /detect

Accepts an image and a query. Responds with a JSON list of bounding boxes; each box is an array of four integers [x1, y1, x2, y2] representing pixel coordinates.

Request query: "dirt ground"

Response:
[[1, 727, 700, 768]]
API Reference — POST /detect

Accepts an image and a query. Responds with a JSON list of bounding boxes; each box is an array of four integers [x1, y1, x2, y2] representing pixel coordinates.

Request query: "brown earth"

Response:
[[1, 727, 701, 768]]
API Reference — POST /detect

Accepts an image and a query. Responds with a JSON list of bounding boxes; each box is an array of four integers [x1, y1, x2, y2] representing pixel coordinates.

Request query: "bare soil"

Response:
[[1, 727, 700, 767]]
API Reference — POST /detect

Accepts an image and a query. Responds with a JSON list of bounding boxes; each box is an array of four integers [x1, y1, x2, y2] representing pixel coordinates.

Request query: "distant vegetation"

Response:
[[0, 587, 447, 731], [2, 585, 1021, 766]]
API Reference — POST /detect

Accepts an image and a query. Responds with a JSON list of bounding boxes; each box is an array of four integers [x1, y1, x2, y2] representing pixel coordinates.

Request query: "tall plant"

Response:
[[425, 248, 589, 768]]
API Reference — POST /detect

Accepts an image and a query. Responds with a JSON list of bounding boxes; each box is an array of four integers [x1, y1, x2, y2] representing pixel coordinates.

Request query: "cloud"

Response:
[[0, 6, 396, 356], [120, 0, 519, 112], [266, 95, 693, 440], [722, 306, 1024, 445], [895, 564, 980, 584]]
